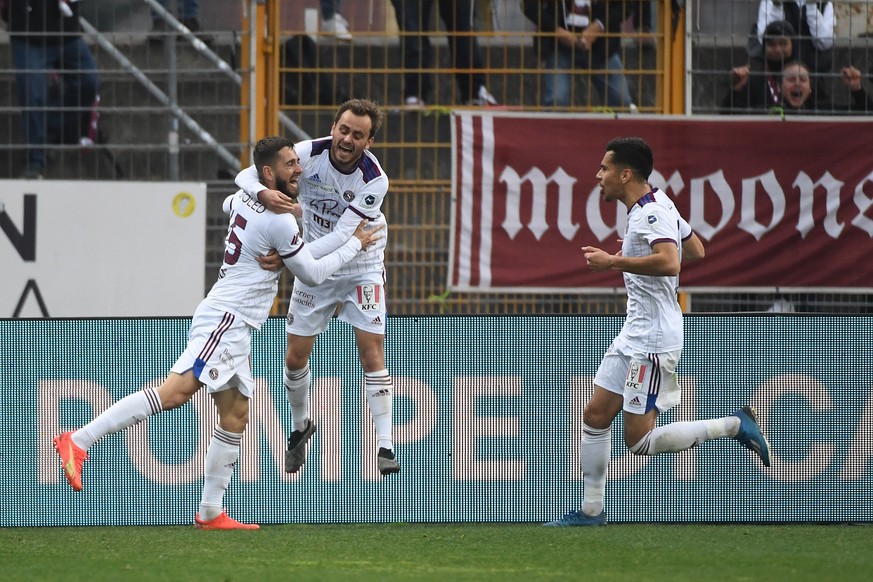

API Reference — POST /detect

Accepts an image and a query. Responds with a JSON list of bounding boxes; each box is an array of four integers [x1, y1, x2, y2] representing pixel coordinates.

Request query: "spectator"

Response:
[[749, 0, 834, 75], [523, 0, 639, 111], [777, 61, 873, 114], [3, 0, 101, 180], [149, 0, 211, 44], [390, 0, 499, 108], [321, 0, 351, 41], [722, 20, 796, 114]]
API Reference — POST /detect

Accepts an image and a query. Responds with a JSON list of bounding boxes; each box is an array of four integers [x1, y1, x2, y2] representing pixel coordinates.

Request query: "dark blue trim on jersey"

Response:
[[650, 237, 678, 247], [356, 154, 383, 183], [349, 205, 378, 221], [635, 190, 657, 208], [281, 241, 305, 259], [310, 138, 331, 156]]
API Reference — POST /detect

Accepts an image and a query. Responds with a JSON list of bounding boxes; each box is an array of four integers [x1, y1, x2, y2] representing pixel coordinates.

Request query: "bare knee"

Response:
[[157, 373, 200, 410]]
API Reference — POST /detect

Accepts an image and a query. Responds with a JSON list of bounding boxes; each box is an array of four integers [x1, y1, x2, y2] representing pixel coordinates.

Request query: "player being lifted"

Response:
[[547, 137, 771, 527], [235, 99, 399, 476], [53, 136, 381, 529]]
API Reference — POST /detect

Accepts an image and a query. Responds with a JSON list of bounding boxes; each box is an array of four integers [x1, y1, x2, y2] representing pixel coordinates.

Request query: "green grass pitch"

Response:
[[2, 523, 871, 581]]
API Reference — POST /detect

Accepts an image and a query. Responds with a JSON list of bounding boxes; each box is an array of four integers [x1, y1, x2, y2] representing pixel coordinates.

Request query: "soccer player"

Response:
[[546, 137, 771, 527], [52, 136, 382, 530], [235, 98, 399, 476]]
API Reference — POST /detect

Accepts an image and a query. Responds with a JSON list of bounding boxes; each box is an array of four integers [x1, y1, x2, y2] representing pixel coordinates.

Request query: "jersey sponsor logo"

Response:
[[371, 316, 382, 325], [292, 288, 316, 308], [648, 214, 657, 224], [357, 284, 381, 311], [629, 396, 641, 406], [311, 173, 321, 182], [309, 198, 342, 219], [362, 194, 377, 208], [625, 362, 647, 391], [218, 267, 227, 279], [343, 190, 355, 202], [219, 348, 234, 369]]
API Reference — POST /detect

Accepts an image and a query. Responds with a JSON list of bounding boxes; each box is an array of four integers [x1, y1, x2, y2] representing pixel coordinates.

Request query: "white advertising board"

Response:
[[1, 180, 206, 317]]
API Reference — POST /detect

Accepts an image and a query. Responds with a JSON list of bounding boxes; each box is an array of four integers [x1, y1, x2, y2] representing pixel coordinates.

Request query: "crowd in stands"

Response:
[[1, 0, 871, 179], [723, 0, 871, 115]]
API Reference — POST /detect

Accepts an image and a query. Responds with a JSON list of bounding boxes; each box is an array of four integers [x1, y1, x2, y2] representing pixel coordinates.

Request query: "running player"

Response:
[[52, 136, 382, 529], [546, 137, 771, 527], [235, 99, 399, 476]]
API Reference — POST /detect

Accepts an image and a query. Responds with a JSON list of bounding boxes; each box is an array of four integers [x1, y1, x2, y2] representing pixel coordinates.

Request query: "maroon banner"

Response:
[[450, 113, 873, 291]]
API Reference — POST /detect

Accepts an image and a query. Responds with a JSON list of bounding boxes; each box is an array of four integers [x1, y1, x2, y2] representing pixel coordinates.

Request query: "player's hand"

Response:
[[581, 245, 614, 272], [256, 249, 283, 271], [259, 188, 300, 215], [354, 220, 384, 251]]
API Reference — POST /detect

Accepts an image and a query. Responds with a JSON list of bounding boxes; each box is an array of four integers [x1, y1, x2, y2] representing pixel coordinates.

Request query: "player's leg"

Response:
[[282, 281, 334, 473], [545, 346, 624, 526], [195, 387, 259, 530], [622, 352, 770, 466], [283, 333, 318, 473], [339, 275, 398, 475], [53, 371, 198, 492]]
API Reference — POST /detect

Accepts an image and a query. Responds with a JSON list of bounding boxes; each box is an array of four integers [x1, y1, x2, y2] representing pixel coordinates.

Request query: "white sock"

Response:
[[364, 369, 393, 450], [629, 417, 741, 455], [580, 423, 611, 517], [284, 365, 311, 432], [199, 426, 242, 521], [72, 388, 162, 450]]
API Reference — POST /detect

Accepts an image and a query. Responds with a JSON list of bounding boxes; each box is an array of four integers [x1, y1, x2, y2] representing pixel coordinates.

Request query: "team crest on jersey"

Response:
[[209, 368, 219, 380], [362, 194, 377, 208], [648, 215, 657, 224], [357, 284, 381, 311], [343, 190, 355, 202]]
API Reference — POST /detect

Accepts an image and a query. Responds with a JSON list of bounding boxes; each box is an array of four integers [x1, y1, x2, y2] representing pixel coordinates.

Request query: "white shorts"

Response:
[[171, 303, 255, 398], [286, 271, 387, 336], [593, 342, 682, 415]]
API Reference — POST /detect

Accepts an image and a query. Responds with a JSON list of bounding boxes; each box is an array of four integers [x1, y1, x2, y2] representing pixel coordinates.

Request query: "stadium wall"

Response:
[[2, 315, 869, 526]]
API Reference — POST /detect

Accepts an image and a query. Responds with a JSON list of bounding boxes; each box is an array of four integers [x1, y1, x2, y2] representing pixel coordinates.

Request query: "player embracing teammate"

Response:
[[236, 98, 399, 477]]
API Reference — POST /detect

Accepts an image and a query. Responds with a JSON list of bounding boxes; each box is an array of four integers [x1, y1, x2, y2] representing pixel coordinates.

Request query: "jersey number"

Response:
[[224, 214, 248, 265]]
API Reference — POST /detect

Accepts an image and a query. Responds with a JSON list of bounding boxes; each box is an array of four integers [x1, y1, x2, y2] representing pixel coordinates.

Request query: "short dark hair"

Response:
[[334, 98, 385, 138], [605, 137, 653, 181], [253, 136, 294, 180], [764, 19, 796, 42]]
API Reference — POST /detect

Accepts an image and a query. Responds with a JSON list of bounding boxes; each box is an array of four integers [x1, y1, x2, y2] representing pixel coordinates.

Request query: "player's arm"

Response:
[[307, 177, 388, 259], [678, 215, 705, 262], [266, 219, 382, 284], [582, 241, 680, 276], [682, 232, 705, 262], [235, 164, 299, 215]]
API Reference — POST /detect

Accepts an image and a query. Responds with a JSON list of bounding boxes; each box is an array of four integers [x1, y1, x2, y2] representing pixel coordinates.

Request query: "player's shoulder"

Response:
[[356, 150, 387, 185]]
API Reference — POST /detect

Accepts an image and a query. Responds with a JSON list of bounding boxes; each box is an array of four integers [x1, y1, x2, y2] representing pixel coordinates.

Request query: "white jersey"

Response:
[[237, 136, 389, 277], [615, 188, 692, 354], [203, 191, 362, 329]]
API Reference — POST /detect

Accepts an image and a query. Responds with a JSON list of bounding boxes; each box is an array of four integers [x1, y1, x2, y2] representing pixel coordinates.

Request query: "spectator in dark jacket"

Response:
[[776, 61, 872, 115], [3, 0, 101, 179], [722, 20, 796, 114], [522, 0, 638, 111]]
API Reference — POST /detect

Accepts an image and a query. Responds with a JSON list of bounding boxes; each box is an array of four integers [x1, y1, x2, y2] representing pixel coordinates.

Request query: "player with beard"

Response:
[[53, 136, 380, 529], [546, 137, 770, 527], [235, 99, 400, 477]]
